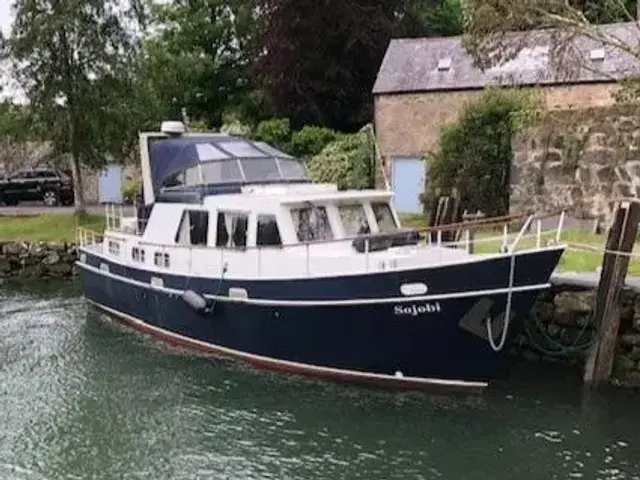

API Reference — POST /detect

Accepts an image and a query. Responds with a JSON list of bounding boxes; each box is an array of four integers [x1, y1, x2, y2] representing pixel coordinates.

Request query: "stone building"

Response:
[[372, 22, 640, 216]]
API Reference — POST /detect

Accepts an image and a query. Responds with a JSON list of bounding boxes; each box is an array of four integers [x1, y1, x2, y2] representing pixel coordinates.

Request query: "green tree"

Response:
[[252, 0, 403, 132], [0, 101, 40, 171], [6, 0, 142, 212], [144, 0, 256, 129], [397, 0, 464, 38], [463, 0, 639, 77], [307, 125, 375, 189], [427, 89, 540, 216], [251, 118, 292, 151], [290, 125, 339, 158]]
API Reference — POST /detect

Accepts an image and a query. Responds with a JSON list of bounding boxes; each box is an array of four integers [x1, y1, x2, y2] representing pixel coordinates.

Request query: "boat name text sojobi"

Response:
[[394, 302, 442, 316]]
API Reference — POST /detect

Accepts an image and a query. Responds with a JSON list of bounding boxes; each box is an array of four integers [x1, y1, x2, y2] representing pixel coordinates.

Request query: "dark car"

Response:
[[0, 167, 75, 207]]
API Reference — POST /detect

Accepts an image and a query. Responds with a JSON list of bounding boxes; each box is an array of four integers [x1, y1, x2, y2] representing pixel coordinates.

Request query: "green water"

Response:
[[1, 281, 640, 480]]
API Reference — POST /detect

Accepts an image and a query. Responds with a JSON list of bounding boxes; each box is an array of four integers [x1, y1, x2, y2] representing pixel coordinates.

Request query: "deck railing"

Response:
[[76, 211, 566, 277]]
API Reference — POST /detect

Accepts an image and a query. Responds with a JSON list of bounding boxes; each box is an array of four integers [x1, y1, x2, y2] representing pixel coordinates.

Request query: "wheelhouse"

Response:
[[133, 122, 407, 253], [138, 127, 311, 206], [137, 185, 403, 251]]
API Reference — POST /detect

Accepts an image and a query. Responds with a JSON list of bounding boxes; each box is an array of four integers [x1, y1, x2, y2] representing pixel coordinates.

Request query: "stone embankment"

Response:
[[0, 241, 77, 280], [513, 281, 640, 387], [1, 241, 640, 386]]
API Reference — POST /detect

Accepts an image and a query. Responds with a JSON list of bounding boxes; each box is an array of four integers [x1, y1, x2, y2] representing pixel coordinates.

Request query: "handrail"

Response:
[[96, 208, 564, 252], [76, 213, 565, 256], [509, 214, 534, 253]]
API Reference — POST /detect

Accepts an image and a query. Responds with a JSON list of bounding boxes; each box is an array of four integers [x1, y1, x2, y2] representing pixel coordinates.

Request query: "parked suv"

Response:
[[0, 167, 75, 207]]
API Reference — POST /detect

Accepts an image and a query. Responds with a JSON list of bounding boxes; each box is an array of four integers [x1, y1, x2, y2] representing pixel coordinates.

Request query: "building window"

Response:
[[132, 247, 146, 263], [108, 240, 120, 256], [338, 203, 370, 236], [175, 209, 209, 246], [371, 202, 397, 233], [215, 211, 248, 248], [256, 214, 282, 247], [290, 205, 333, 242], [154, 251, 170, 268]]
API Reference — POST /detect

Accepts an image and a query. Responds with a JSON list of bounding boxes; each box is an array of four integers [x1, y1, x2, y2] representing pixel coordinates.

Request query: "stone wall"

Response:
[[373, 83, 620, 190], [511, 103, 640, 224], [514, 283, 640, 387], [0, 242, 78, 281]]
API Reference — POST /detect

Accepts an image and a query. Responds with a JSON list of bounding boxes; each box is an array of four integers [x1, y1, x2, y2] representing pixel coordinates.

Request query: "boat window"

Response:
[[253, 141, 293, 158], [256, 214, 282, 247], [216, 211, 248, 248], [175, 210, 209, 246], [217, 141, 265, 158], [161, 167, 199, 189], [108, 240, 120, 256], [195, 143, 229, 160], [154, 252, 170, 268], [163, 159, 245, 190], [162, 172, 184, 189], [372, 202, 398, 232], [291, 205, 333, 242], [201, 159, 243, 184], [278, 158, 307, 179], [239, 158, 282, 182], [132, 247, 146, 262], [338, 203, 370, 236]]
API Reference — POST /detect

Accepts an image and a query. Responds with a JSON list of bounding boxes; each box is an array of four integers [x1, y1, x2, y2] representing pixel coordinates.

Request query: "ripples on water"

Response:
[[1, 281, 640, 480]]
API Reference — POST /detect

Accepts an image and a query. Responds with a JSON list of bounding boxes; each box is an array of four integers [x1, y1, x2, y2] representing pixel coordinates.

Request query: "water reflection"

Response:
[[1, 284, 640, 479]]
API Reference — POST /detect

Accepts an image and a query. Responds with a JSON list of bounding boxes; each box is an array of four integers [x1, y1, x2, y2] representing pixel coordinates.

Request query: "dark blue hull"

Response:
[[77, 247, 563, 392]]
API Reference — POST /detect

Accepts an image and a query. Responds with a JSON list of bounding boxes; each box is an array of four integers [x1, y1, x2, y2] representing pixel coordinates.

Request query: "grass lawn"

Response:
[[0, 213, 105, 243], [472, 228, 640, 275], [399, 213, 640, 275]]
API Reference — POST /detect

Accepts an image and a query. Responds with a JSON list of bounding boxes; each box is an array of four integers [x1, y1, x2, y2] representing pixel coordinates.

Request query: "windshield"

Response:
[[372, 202, 398, 233], [290, 205, 333, 242], [338, 203, 370, 236]]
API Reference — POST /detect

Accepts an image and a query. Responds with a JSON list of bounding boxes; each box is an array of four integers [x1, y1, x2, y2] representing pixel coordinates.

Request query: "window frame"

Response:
[[108, 240, 120, 256], [132, 247, 146, 263], [337, 202, 371, 237], [255, 213, 283, 248], [215, 209, 250, 250], [175, 209, 209, 247], [371, 201, 398, 233], [153, 251, 170, 268], [290, 204, 334, 243]]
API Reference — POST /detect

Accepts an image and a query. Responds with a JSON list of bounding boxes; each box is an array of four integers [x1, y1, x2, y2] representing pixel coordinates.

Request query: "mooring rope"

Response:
[[523, 306, 597, 357], [486, 249, 517, 352]]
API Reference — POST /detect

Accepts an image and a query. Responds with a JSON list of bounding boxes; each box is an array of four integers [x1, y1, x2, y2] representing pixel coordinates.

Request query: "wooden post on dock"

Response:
[[584, 200, 640, 387]]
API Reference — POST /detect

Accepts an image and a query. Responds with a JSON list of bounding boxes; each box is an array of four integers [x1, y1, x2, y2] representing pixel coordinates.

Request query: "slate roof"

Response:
[[373, 22, 640, 95]]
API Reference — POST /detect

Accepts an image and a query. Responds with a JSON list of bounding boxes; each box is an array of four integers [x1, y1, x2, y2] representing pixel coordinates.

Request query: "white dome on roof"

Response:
[[160, 121, 186, 135]]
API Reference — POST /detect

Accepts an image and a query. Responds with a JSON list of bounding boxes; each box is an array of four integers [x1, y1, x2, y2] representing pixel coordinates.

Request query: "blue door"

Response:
[[98, 165, 123, 204], [391, 156, 426, 214]]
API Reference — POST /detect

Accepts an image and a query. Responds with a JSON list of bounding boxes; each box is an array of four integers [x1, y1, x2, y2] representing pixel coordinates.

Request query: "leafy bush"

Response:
[[427, 88, 541, 217], [220, 119, 252, 136], [306, 124, 374, 190], [252, 118, 291, 151], [187, 120, 212, 132], [122, 178, 142, 204], [290, 125, 339, 158]]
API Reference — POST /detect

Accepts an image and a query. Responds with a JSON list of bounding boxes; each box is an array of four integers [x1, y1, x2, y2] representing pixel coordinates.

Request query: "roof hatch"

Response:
[[437, 58, 452, 71]]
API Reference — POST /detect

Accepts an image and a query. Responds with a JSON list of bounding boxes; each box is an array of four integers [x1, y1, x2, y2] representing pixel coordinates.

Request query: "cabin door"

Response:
[[390, 156, 426, 214]]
